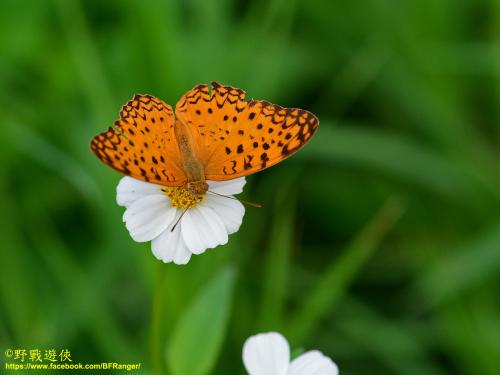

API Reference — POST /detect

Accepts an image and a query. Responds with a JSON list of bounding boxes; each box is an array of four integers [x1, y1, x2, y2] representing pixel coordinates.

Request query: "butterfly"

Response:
[[90, 82, 319, 197]]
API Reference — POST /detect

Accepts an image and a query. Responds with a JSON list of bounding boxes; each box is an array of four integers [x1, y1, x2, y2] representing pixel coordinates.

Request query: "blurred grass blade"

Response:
[[317, 43, 388, 115], [55, 0, 114, 123], [167, 267, 237, 375], [0, 177, 37, 344], [304, 124, 499, 211], [4, 120, 99, 202], [414, 221, 500, 307], [338, 297, 447, 375], [132, 0, 183, 91], [150, 264, 168, 375], [29, 218, 137, 358], [288, 197, 404, 343], [436, 294, 500, 375], [257, 177, 298, 331]]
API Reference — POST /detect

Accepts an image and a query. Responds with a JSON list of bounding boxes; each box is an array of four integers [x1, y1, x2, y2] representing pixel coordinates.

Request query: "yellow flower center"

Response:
[[162, 186, 205, 209]]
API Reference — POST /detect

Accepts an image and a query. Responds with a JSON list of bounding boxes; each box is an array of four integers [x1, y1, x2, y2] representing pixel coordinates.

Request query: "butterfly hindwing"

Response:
[[91, 94, 187, 186]]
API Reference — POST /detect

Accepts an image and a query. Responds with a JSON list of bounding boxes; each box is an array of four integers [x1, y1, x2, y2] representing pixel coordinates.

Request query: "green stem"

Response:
[[150, 263, 167, 375]]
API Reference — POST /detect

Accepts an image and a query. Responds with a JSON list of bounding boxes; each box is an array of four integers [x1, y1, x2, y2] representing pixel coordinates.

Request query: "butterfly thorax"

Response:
[[174, 118, 208, 198]]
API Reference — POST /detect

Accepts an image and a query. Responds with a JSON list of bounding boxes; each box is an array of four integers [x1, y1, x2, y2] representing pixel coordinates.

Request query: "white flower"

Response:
[[116, 176, 246, 264], [243, 332, 339, 375]]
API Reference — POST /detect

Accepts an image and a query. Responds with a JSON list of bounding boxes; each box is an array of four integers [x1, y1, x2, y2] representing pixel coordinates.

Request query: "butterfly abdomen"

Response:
[[173, 118, 206, 184]]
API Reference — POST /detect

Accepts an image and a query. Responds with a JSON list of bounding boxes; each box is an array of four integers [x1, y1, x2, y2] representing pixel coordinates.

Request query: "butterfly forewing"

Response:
[[90, 94, 187, 186], [174, 82, 248, 162], [206, 100, 319, 179], [175, 82, 319, 180]]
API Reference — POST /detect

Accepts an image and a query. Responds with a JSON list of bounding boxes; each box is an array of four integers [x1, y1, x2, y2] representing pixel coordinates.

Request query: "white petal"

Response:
[[181, 205, 228, 255], [172, 243, 192, 264], [116, 176, 163, 207], [207, 177, 246, 196], [203, 194, 245, 234], [243, 332, 290, 375], [288, 351, 338, 375], [123, 194, 176, 242], [151, 212, 192, 265]]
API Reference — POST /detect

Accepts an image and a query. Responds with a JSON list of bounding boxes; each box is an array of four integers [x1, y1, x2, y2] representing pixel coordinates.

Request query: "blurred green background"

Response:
[[1, 0, 500, 374]]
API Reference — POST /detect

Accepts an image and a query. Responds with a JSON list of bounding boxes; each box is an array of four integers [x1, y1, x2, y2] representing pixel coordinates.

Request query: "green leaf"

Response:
[[166, 267, 237, 375]]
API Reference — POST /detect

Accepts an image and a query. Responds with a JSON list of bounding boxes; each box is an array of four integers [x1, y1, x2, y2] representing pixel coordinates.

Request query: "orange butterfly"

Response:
[[91, 82, 319, 198]]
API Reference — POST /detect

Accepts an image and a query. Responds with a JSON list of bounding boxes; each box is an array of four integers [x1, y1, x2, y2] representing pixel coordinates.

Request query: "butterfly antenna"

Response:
[[207, 191, 262, 208], [171, 208, 189, 232]]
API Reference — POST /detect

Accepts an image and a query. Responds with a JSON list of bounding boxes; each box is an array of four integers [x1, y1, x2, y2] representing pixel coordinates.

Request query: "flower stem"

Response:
[[150, 263, 167, 375]]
